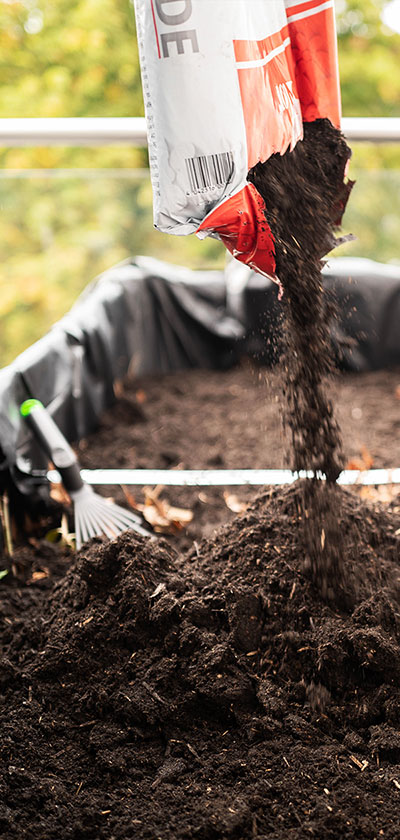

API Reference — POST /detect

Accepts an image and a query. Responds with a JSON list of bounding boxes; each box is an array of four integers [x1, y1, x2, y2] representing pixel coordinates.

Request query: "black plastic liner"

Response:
[[0, 256, 243, 494], [323, 258, 400, 370], [228, 256, 400, 372], [1, 255, 400, 501]]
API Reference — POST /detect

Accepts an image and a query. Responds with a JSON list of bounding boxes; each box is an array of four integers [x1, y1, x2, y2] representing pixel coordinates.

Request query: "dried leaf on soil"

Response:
[[27, 569, 49, 584], [223, 492, 249, 514], [49, 480, 71, 506], [121, 485, 139, 510], [113, 379, 125, 399], [136, 486, 193, 533], [346, 444, 374, 472], [136, 389, 147, 404], [352, 485, 399, 504]]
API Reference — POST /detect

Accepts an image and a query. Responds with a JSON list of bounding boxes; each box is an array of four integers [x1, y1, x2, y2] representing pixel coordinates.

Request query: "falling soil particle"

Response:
[[249, 119, 353, 482], [248, 118, 354, 598]]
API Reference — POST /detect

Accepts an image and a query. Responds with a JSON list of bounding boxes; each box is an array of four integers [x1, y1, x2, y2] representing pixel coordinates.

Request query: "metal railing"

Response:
[[0, 118, 148, 147], [1, 117, 400, 147]]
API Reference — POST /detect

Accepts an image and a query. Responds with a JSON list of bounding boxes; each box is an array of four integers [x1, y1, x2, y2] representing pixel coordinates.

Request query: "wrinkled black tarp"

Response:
[[0, 256, 243, 488], [1, 255, 400, 499], [227, 256, 400, 371]]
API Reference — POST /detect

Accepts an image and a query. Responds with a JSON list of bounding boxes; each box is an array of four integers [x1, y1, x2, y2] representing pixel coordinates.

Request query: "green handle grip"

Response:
[[20, 399, 83, 493]]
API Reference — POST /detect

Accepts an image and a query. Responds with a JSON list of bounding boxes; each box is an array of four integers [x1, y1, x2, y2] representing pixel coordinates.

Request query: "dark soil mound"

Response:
[[2, 482, 400, 839]]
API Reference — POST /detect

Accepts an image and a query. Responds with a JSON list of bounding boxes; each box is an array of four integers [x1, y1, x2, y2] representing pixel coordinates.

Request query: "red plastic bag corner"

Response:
[[197, 183, 276, 279]]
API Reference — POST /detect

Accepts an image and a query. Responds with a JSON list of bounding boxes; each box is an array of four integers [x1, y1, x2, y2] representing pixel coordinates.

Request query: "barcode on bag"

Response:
[[185, 151, 234, 194]]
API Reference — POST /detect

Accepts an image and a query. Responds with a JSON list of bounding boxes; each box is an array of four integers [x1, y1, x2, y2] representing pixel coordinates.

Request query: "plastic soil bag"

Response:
[[133, 0, 341, 279]]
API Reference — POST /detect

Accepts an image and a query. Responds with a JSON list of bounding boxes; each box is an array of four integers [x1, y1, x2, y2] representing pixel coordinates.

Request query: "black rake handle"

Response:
[[20, 399, 84, 493]]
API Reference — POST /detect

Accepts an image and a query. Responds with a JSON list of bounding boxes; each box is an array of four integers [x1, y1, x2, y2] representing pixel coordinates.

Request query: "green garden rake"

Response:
[[21, 399, 151, 549]]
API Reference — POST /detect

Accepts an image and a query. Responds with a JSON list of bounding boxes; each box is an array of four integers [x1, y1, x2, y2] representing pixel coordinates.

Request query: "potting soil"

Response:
[[2, 122, 400, 838], [248, 119, 352, 482], [2, 364, 400, 839], [248, 118, 353, 599], [1, 476, 400, 839]]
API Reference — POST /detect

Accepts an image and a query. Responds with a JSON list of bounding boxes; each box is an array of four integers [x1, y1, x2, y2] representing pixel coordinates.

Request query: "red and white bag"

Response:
[[133, 0, 341, 278]]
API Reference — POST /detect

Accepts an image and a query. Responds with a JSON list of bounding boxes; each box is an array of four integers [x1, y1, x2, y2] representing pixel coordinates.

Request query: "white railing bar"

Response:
[[0, 117, 148, 147], [49, 467, 400, 487], [342, 117, 400, 142], [0, 168, 150, 179], [1, 117, 400, 147]]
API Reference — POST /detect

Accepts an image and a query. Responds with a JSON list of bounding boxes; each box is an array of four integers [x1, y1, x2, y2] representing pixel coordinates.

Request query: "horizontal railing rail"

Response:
[[0, 168, 150, 179], [0, 117, 400, 147], [0, 117, 148, 147]]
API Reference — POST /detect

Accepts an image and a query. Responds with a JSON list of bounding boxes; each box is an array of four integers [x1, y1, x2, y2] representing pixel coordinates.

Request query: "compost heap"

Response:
[[2, 122, 400, 839]]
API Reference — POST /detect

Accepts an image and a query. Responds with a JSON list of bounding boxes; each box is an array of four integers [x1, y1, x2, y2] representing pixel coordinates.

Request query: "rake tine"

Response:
[[82, 502, 109, 541], [89, 493, 144, 526], [89, 498, 151, 538], [74, 506, 83, 551], [72, 488, 151, 545], [20, 399, 152, 551], [75, 504, 91, 547], [104, 508, 151, 536], [94, 502, 144, 530], [88, 492, 141, 522], [84, 505, 121, 540], [77, 508, 97, 545]]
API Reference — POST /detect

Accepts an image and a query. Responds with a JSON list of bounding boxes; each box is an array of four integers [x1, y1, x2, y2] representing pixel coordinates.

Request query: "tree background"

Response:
[[0, 0, 400, 363]]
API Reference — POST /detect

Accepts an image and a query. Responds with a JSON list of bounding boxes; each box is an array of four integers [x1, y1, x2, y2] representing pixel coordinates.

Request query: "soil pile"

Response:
[[2, 483, 400, 838]]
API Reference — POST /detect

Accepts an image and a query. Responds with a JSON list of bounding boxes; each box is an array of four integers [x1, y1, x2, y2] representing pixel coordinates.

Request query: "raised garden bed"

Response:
[[1, 360, 400, 839]]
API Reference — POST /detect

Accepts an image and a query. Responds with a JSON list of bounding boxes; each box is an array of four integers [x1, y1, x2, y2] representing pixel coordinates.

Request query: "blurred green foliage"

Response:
[[337, 0, 400, 117], [0, 169, 224, 361], [0, 0, 400, 364], [0, 0, 143, 118]]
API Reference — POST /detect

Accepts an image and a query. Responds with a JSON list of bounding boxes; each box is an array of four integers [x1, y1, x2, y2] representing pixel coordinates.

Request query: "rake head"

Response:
[[71, 485, 151, 550]]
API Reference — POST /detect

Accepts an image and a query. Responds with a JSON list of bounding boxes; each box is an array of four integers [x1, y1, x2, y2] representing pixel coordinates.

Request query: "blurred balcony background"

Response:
[[1, 0, 400, 366], [1, 117, 400, 366]]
